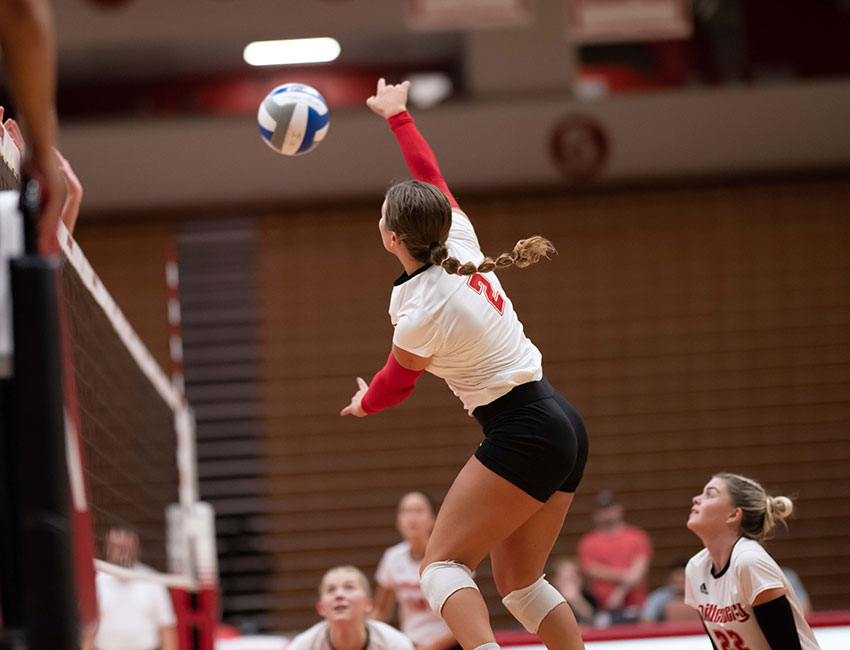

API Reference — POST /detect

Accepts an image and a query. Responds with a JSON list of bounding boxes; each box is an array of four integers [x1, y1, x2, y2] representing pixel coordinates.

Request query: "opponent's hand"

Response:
[[55, 148, 83, 235], [25, 144, 65, 255], [366, 78, 410, 119], [340, 377, 369, 417], [2, 116, 26, 154]]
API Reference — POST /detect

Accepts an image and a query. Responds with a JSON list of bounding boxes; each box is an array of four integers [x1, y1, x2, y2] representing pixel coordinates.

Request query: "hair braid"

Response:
[[438, 235, 556, 276]]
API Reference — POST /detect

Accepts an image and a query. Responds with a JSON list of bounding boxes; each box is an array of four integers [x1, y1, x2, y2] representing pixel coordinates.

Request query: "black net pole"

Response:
[[9, 254, 80, 650], [5, 177, 80, 650], [0, 376, 25, 648]]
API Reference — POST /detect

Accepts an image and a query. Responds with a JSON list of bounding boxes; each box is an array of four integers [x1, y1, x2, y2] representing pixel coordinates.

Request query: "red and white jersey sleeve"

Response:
[[684, 539, 820, 650], [389, 209, 543, 412], [375, 542, 452, 645]]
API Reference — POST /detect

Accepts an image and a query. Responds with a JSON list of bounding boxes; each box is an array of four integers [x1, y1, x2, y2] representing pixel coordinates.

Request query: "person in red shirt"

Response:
[[577, 490, 652, 623]]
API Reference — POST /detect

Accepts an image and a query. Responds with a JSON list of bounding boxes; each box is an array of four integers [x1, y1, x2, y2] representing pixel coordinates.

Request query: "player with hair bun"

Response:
[[341, 78, 589, 650], [685, 473, 820, 650]]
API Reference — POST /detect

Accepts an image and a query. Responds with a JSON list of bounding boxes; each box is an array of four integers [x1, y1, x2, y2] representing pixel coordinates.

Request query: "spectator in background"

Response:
[[641, 559, 698, 623], [1, 110, 83, 235], [552, 557, 598, 627], [0, 0, 65, 253], [91, 526, 177, 650], [578, 490, 652, 624], [373, 492, 459, 650], [287, 566, 415, 650], [783, 567, 813, 617]]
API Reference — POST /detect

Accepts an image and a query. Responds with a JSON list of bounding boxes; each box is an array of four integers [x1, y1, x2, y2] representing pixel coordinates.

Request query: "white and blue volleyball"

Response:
[[257, 83, 329, 156]]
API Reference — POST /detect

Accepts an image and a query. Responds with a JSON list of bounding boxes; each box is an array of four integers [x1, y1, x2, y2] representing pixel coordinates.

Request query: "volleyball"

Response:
[[257, 83, 329, 156]]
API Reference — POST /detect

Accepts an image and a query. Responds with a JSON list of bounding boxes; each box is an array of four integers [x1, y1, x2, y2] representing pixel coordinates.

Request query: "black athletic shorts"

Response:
[[472, 377, 588, 503]]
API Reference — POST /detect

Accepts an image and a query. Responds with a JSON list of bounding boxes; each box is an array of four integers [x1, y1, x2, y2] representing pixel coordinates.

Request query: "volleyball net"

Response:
[[0, 120, 217, 650], [57, 218, 204, 584]]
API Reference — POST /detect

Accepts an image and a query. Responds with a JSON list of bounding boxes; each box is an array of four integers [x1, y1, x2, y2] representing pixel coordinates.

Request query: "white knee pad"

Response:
[[419, 561, 478, 617], [501, 575, 565, 634]]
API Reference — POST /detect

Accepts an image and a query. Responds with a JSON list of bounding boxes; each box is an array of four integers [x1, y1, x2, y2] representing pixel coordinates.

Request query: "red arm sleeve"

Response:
[[387, 111, 459, 209], [360, 352, 424, 414]]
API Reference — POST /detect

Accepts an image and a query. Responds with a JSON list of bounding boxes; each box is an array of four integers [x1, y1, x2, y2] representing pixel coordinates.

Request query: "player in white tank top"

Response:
[[685, 474, 820, 650], [341, 79, 588, 650]]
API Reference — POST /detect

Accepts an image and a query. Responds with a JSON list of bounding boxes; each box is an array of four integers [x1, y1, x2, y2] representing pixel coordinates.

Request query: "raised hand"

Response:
[[2, 115, 26, 153], [2, 115, 64, 254], [55, 148, 82, 235], [366, 77, 410, 119]]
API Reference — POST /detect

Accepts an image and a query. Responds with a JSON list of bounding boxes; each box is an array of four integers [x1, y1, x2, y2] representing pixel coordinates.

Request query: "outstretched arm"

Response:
[[340, 346, 429, 417], [366, 78, 459, 209], [0, 0, 64, 254]]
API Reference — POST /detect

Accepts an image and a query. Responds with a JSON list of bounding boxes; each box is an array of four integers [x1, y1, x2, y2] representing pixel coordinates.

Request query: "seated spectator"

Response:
[[551, 557, 598, 627], [373, 492, 459, 650], [641, 560, 698, 623], [91, 526, 177, 650], [578, 490, 652, 625], [287, 566, 415, 650], [664, 599, 700, 623]]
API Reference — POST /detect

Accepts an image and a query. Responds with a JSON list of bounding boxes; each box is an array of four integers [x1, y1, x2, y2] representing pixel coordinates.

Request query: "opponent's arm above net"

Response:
[[0, 0, 64, 254], [366, 78, 459, 209]]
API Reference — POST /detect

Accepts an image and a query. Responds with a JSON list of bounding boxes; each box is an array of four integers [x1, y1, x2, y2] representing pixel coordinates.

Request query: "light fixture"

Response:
[[243, 37, 341, 67]]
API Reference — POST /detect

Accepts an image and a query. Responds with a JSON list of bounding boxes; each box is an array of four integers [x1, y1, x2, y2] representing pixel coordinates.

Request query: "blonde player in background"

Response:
[[341, 78, 589, 650], [373, 492, 460, 650], [287, 566, 415, 650], [685, 473, 820, 650], [0, 0, 64, 253]]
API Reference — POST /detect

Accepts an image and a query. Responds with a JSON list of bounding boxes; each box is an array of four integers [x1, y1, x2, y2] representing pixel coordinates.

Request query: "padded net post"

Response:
[[8, 244, 79, 649]]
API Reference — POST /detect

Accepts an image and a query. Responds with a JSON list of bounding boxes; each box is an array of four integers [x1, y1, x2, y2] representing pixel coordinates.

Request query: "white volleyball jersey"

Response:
[[389, 209, 542, 412], [375, 541, 452, 645], [684, 538, 820, 650], [93, 567, 176, 650], [286, 619, 414, 650]]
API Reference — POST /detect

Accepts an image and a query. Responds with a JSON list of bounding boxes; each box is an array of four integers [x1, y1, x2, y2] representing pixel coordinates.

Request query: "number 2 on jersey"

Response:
[[466, 273, 505, 315]]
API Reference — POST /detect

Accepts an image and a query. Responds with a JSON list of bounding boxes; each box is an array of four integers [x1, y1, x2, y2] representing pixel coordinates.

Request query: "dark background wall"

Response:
[[75, 176, 850, 632]]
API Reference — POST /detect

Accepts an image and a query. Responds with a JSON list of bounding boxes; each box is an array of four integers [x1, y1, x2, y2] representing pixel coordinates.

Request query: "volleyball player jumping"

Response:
[[341, 79, 589, 650], [684, 473, 820, 649]]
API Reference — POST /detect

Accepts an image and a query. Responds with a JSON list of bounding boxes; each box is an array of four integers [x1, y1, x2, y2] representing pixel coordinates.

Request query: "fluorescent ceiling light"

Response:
[[243, 37, 341, 66]]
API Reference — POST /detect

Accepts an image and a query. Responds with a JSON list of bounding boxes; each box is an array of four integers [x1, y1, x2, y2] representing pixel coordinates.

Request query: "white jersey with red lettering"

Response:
[[286, 619, 414, 650], [684, 538, 819, 650], [389, 209, 542, 413], [375, 541, 452, 645]]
